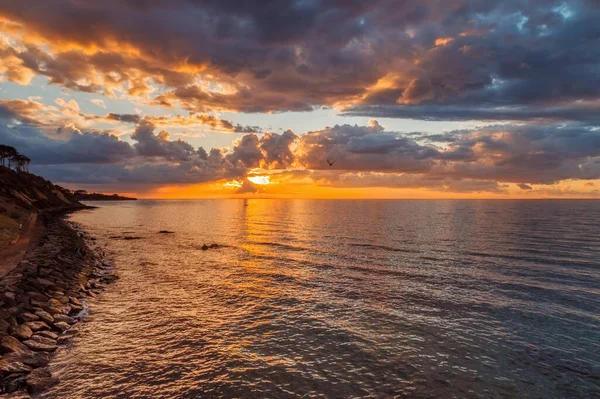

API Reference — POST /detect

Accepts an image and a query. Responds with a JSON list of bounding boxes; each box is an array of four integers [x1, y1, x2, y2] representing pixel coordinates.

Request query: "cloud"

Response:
[[0, 122, 134, 164], [55, 98, 80, 113], [2, 98, 600, 195], [0, 0, 597, 121], [130, 120, 197, 161]]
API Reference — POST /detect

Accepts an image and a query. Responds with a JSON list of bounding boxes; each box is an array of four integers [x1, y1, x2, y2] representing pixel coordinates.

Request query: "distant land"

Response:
[[71, 190, 137, 201]]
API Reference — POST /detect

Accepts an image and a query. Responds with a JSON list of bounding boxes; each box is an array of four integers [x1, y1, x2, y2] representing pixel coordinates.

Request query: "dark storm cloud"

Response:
[[295, 121, 600, 184], [1, 0, 598, 120], [130, 120, 197, 161], [105, 113, 141, 123], [0, 123, 134, 164]]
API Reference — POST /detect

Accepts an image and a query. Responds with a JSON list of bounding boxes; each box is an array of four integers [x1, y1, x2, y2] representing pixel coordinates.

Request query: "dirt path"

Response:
[[0, 212, 41, 279]]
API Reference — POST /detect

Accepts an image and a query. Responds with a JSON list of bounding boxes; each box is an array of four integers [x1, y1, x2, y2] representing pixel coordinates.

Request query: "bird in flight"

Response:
[[327, 159, 336, 166]]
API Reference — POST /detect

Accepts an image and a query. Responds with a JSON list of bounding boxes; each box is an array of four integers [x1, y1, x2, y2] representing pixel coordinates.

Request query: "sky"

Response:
[[0, 0, 599, 198]]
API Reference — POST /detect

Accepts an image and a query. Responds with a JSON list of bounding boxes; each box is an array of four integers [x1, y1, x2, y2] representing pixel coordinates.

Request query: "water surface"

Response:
[[40, 200, 600, 398]]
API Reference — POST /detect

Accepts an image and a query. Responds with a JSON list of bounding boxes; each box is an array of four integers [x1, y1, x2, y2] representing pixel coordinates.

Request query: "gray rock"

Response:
[[0, 358, 32, 373], [9, 324, 33, 340], [26, 367, 59, 393]]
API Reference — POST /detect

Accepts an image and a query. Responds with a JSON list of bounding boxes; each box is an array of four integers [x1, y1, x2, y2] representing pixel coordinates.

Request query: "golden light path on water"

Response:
[[38, 199, 600, 398]]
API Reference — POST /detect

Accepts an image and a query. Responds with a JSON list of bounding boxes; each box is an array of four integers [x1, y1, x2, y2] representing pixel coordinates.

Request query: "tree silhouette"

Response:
[[0, 145, 16, 167], [0, 145, 31, 172], [14, 154, 31, 173], [6, 147, 18, 170]]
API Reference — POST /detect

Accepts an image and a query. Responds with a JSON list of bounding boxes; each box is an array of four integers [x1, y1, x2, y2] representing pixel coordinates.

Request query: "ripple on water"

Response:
[[39, 199, 600, 398]]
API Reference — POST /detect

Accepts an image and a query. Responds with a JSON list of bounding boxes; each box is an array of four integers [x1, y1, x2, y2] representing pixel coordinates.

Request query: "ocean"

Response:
[[39, 200, 600, 398]]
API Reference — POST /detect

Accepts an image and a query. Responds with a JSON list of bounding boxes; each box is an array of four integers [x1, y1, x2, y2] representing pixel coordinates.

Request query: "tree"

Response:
[[14, 154, 31, 173], [5, 147, 18, 170], [0, 145, 17, 167]]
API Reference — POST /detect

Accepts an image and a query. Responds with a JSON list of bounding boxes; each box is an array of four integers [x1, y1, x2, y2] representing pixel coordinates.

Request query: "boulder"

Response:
[[26, 368, 59, 394], [52, 322, 70, 332], [35, 331, 58, 340], [52, 315, 75, 325], [4, 350, 51, 368], [0, 319, 10, 334], [0, 335, 29, 354], [9, 325, 33, 340], [201, 244, 209, 251], [24, 321, 50, 332], [34, 310, 54, 325], [17, 313, 39, 323], [23, 338, 58, 352], [0, 358, 32, 374], [1, 374, 29, 395], [69, 297, 82, 306], [36, 278, 56, 288]]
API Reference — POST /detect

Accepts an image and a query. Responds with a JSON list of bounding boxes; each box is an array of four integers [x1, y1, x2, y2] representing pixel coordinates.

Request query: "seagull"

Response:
[[327, 159, 336, 166]]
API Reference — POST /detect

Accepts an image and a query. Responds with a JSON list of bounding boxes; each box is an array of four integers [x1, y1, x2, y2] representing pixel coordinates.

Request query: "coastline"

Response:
[[0, 208, 114, 397]]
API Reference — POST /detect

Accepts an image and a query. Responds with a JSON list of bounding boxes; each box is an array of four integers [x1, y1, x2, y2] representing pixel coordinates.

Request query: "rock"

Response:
[[209, 243, 219, 248], [26, 367, 59, 393], [4, 291, 17, 305], [52, 314, 75, 325], [2, 374, 29, 394], [36, 278, 56, 288], [27, 292, 49, 302], [56, 330, 77, 344], [4, 350, 51, 368], [46, 299, 63, 309], [17, 313, 39, 323], [29, 299, 46, 309], [69, 297, 82, 306], [1, 335, 29, 353], [34, 310, 54, 325], [52, 322, 70, 332], [159, 230, 175, 234], [24, 321, 50, 332], [0, 358, 32, 373], [9, 324, 33, 340], [6, 306, 21, 316], [201, 244, 209, 250], [53, 295, 69, 305], [35, 331, 58, 340], [0, 319, 10, 334], [69, 303, 84, 314], [23, 338, 58, 352]]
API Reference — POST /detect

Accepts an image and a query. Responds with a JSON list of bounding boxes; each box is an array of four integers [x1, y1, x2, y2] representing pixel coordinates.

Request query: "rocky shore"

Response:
[[0, 211, 115, 397]]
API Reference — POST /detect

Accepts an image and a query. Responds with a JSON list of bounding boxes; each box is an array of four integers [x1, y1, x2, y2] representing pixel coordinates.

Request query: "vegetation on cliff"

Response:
[[0, 155, 83, 250]]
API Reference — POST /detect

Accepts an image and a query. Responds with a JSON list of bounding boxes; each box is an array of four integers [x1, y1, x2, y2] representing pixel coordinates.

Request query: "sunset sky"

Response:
[[0, 0, 599, 198]]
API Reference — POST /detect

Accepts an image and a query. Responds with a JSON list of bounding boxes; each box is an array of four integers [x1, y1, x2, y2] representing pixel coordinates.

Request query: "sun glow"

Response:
[[247, 175, 271, 185]]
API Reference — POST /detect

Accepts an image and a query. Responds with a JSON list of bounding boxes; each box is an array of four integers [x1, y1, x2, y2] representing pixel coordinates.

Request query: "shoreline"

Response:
[[0, 208, 115, 397]]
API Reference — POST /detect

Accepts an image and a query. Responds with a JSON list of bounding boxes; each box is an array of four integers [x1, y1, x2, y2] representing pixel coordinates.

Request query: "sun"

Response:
[[247, 175, 271, 185]]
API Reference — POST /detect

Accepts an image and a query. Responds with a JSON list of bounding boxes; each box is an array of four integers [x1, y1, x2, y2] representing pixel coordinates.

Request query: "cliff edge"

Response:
[[0, 167, 84, 251]]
